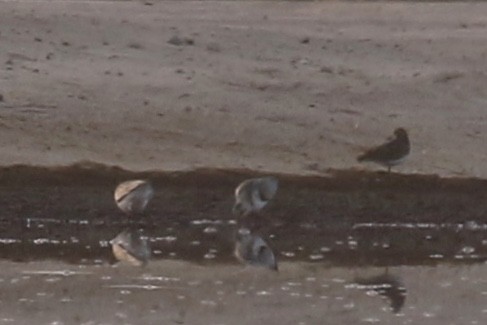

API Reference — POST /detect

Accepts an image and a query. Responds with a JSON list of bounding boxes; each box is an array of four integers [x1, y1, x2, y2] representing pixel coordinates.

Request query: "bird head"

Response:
[[394, 128, 408, 139]]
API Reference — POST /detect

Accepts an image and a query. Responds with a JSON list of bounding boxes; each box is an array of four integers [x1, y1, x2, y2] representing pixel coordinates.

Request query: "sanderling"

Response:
[[233, 176, 278, 217], [114, 180, 154, 216]]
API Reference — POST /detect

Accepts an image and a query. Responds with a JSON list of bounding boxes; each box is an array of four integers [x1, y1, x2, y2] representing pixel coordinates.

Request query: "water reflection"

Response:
[[2, 217, 487, 267], [0, 168, 487, 322], [234, 228, 278, 271], [352, 273, 407, 314], [0, 260, 486, 323], [110, 228, 151, 267]]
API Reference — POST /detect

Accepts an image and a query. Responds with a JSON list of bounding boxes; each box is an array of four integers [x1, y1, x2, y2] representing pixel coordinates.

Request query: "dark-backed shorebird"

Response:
[[114, 180, 154, 216], [232, 176, 278, 217], [234, 228, 278, 271], [357, 128, 410, 173], [110, 228, 151, 267]]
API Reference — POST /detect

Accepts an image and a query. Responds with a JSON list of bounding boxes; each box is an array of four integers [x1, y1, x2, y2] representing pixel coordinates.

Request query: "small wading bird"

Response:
[[233, 176, 279, 217], [234, 228, 278, 271], [357, 128, 410, 173], [114, 180, 154, 216], [110, 228, 151, 267]]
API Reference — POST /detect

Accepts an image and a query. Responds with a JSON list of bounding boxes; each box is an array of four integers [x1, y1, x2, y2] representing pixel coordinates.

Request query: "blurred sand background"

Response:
[[1, 1, 486, 177]]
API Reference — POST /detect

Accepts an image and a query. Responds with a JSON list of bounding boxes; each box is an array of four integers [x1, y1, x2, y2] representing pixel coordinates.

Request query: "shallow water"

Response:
[[2, 215, 487, 267], [1, 261, 486, 324], [0, 166, 486, 324]]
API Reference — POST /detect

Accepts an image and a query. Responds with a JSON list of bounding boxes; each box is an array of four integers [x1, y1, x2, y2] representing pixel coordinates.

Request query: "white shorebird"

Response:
[[234, 228, 278, 271], [110, 228, 151, 267], [357, 128, 410, 173], [114, 180, 154, 216], [232, 176, 278, 217]]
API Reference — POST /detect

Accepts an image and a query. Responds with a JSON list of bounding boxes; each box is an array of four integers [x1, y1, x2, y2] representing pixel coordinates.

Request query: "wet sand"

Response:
[[1, 260, 487, 325], [0, 166, 485, 323], [0, 166, 487, 266]]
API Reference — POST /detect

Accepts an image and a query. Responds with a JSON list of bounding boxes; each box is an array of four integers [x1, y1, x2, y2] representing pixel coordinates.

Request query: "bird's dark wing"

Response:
[[358, 137, 408, 162]]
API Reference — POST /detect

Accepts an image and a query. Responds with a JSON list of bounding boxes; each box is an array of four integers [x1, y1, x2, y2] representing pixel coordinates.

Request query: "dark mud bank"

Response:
[[2, 162, 487, 190], [0, 163, 487, 267]]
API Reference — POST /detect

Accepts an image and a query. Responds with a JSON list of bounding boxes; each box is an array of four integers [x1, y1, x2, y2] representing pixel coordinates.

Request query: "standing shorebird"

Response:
[[357, 128, 410, 173], [234, 228, 278, 271], [232, 176, 279, 217], [114, 180, 154, 216], [110, 228, 151, 267]]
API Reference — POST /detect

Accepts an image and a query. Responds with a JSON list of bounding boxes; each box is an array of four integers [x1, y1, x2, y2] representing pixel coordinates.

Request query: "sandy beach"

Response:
[[1, 1, 486, 177]]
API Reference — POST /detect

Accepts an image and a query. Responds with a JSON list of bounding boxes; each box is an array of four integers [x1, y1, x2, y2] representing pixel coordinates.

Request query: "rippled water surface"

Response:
[[1, 261, 487, 324], [0, 167, 486, 324]]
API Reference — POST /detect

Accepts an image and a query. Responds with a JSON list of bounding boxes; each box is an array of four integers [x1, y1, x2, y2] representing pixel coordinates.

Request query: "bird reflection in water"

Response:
[[234, 228, 278, 271], [353, 273, 407, 314], [110, 228, 151, 267]]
